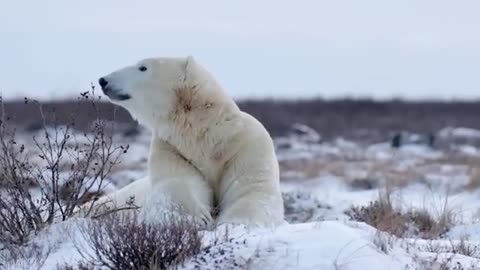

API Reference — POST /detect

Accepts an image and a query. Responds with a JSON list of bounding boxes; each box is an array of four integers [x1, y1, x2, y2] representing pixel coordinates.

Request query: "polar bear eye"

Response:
[[138, 66, 147, 72]]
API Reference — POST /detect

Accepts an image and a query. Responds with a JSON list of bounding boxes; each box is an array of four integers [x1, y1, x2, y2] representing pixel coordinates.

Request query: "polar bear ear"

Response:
[[183, 55, 196, 83]]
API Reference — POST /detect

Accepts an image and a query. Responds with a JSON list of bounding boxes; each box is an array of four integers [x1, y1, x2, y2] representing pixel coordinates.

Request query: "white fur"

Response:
[[98, 56, 284, 227]]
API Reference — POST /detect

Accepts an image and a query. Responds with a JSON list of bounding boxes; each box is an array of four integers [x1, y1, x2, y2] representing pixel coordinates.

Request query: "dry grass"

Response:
[[347, 194, 407, 237], [346, 192, 454, 239], [279, 149, 480, 195], [466, 167, 480, 190], [279, 158, 328, 179], [415, 256, 478, 270], [372, 230, 395, 254], [413, 240, 480, 270], [279, 157, 421, 189], [422, 237, 480, 259]]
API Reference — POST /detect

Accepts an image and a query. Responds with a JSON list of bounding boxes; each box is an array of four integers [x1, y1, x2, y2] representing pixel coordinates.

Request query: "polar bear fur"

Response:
[[97, 56, 284, 227]]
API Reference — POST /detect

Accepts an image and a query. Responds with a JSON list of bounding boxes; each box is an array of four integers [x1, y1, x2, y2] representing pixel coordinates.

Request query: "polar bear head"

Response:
[[98, 56, 228, 127]]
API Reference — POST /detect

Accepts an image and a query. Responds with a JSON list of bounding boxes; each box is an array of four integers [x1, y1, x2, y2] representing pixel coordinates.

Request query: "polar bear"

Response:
[[97, 56, 284, 227]]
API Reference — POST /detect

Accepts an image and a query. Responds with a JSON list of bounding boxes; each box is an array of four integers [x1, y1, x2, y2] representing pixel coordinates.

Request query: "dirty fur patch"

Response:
[[169, 85, 214, 125]]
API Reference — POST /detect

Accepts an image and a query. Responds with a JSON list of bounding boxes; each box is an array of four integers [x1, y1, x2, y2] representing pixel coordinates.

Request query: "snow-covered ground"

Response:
[[4, 125, 480, 269]]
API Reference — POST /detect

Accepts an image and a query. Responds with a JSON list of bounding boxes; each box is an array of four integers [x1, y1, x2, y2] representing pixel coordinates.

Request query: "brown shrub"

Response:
[[0, 90, 127, 246], [74, 211, 203, 270], [0, 242, 52, 270], [346, 193, 453, 238], [56, 262, 95, 270]]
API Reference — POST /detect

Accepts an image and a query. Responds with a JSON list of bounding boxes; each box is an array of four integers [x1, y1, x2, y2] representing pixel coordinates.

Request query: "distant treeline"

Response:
[[2, 98, 480, 142]]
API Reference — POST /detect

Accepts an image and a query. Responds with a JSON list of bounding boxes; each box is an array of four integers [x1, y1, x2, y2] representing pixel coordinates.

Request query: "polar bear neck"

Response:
[[166, 59, 240, 135], [152, 81, 245, 184], [167, 82, 239, 130]]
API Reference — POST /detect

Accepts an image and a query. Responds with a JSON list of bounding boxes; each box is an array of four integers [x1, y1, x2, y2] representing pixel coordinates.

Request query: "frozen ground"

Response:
[[4, 124, 480, 269]]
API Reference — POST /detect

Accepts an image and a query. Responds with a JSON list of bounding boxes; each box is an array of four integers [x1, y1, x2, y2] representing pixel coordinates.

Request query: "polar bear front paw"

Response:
[[184, 201, 214, 228]]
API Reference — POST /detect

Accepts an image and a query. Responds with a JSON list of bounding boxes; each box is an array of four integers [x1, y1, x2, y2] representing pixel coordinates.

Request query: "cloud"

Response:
[[0, 0, 479, 100]]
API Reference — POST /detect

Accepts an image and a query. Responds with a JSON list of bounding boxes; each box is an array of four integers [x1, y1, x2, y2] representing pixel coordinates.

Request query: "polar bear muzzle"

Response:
[[98, 77, 131, 101]]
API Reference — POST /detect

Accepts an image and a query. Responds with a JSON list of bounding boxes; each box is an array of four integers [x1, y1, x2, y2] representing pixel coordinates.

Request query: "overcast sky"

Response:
[[0, 0, 479, 100]]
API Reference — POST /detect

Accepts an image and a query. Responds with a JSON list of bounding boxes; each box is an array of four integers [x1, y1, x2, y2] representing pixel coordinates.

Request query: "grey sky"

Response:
[[1, 0, 479, 100]]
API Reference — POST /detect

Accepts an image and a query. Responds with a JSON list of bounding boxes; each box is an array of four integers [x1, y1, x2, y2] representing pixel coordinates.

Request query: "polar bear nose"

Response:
[[98, 77, 108, 89]]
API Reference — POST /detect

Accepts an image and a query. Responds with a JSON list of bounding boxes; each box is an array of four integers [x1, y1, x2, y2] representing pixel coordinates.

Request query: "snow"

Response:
[[26, 219, 480, 270], [200, 221, 415, 270], [4, 126, 480, 269], [13, 218, 419, 270], [439, 127, 480, 140]]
